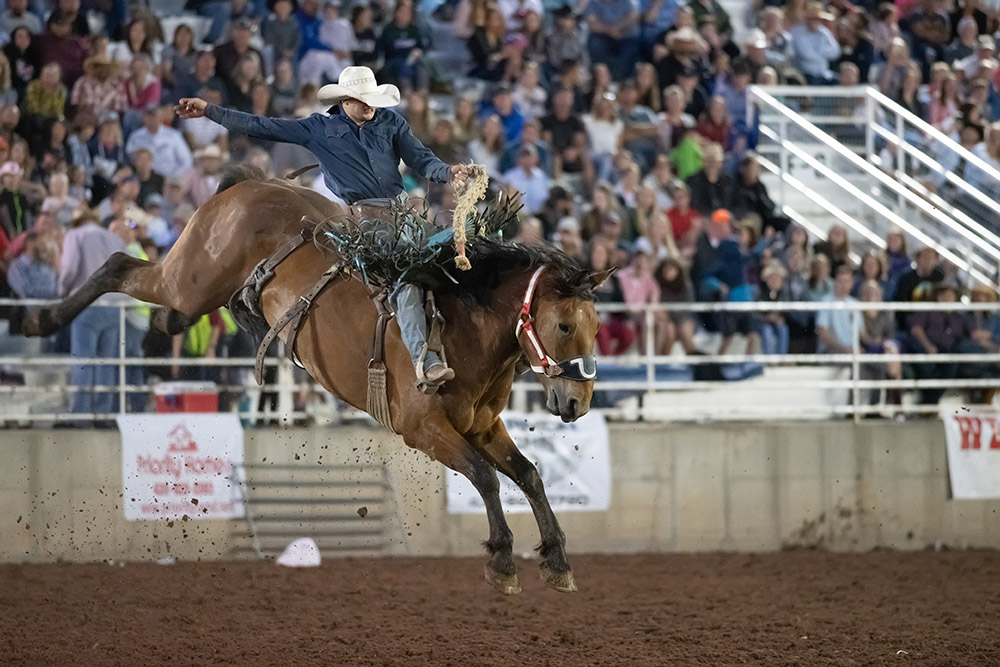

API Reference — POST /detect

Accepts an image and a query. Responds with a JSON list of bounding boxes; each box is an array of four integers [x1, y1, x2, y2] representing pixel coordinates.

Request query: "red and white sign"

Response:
[[941, 408, 1000, 499], [118, 413, 245, 520]]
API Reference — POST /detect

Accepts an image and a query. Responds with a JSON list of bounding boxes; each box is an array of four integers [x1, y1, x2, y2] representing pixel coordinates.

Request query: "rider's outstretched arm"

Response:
[[202, 104, 321, 147], [392, 111, 452, 183]]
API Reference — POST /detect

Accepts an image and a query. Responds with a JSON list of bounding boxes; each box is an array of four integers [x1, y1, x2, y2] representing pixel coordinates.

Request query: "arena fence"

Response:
[[1, 298, 998, 425], [751, 85, 1000, 286]]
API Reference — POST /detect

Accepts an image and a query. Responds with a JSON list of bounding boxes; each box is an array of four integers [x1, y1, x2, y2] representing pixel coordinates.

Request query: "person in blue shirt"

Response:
[[584, 0, 640, 80], [176, 66, 468, 390]]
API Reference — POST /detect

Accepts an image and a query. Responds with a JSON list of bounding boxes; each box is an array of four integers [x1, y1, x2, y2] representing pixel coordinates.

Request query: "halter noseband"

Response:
[[514, 266, 598, 382]]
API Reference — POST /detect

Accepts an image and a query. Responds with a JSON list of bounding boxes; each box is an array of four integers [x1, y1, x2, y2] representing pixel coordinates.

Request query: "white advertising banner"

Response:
[[447, 410, 611, 514], [118, 413, 245, 520], [941, 407, 1000, 499]]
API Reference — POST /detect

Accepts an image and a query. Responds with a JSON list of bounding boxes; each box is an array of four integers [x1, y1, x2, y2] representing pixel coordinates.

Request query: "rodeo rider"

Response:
[[176, 66, 468, 390]]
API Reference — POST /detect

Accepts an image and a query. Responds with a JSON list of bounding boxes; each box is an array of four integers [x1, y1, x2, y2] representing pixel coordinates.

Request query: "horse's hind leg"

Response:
[[24, 252, 195, 337], [475, 421, 576, 593], [405, 421, 520, 595]]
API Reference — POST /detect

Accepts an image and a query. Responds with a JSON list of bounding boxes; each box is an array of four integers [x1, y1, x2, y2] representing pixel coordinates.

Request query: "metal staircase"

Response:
[[751, 85, 1000, 288], [230, 463, 393, 558]]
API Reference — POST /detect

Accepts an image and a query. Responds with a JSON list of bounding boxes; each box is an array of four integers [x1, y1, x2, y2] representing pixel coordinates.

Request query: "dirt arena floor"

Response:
[[1, 550, 998, 666]]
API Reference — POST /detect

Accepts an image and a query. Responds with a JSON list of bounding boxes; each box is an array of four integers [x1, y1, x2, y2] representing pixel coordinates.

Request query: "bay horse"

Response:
[[23, 169, 611, 595]]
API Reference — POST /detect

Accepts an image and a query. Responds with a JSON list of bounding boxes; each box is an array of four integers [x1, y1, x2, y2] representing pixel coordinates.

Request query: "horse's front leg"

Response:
[[474, 420, 576, 593], [403, 419, 521, 594]]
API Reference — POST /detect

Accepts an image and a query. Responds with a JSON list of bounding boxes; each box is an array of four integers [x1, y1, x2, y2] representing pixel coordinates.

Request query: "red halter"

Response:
[[515, 266, 598, 381]]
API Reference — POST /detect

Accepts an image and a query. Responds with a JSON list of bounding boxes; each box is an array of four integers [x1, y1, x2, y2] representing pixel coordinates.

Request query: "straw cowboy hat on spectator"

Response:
[[318, 66, 401, 108], [805, 1, 835, 21], [83, 54, 122, 76]]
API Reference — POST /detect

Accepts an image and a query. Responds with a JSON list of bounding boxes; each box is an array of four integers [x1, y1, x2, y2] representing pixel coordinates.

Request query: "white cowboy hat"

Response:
[[318, 66, 401, 108]]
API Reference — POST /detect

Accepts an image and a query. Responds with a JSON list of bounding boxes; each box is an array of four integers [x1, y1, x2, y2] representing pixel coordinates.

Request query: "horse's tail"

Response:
[[216, 164, 268, 195]]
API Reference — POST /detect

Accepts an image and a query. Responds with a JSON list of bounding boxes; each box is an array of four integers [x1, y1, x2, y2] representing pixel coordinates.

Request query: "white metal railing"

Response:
[[3, 298, 1000, 424], [751, 86, 1000, 289]]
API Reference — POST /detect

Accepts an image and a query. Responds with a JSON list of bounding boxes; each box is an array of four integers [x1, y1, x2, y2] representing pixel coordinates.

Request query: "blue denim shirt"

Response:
[[204, 105, 452, 204]]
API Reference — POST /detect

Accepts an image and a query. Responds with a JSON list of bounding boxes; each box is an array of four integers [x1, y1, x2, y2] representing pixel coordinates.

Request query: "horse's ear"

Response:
[[588, 267, 617, 288]]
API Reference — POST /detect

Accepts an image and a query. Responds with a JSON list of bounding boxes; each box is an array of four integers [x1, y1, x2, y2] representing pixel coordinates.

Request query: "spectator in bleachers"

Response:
[[553, 216, 586, 265], [7, 229, 58, 301], [655, 257, 697, 354], [852, 250, 887, 297], [759, 260, 790, 355], [759, 8, 791, 69], [968, 120, 1000, 195], [213, 20, 262, 90], [498, 0, 543, 34], [38, 11, 88, 87], [546, 5, 588, 78], [467, 114, 504, 180], [404, 89, 435, 144], [1, 0, 41, 36], [858, 278, 902, 406], [585, 0, 640, 80], [450, 94, 478, 146], [160, 23, 198, 98], [907, 0, 950, 78], [658, 84, 695, 152], [57, 0, 91, 38], [620, 236, 664, 345], [883, 228, 910, 298], [502, 144, 548, 213], [697, 94, 731, 147], [666, 181, 699, 258], [124, 54, 161, 118], [783, 246, 814, 351], [131, 146, 161, 207], [24, 63, 66, 120], [736, 152, 790, 234], [590, 240, 635, 355], [125, 105, 193, 178], [270, 59, 298, 118], [686, 142, 738, 216], [513, 61, 546, 121], [467, 6, 509, 81], [513, 215, 543, 244], [618, 80, 659, 171], [834, 10, 874, 84], [480, 83, 524, 144], [70, 54, 125, 119], [426, 118, 462, 166], [226, 52, 264, 113], [42, 172, 80, 225], [815, 265, 856, 354], [789, 2, 840, 84], [5, 27, 40, 101], [59, 211, 126, 417], [263, 0, 302, 65], [930, 70, 960, 133], [907, 279, 976, 404], [378, 0, 429, 94], [350, 5, 378, 70], [814, 224, 851, 274], [581, 93, 622, 182], [542, 87, 588, 182], [893, 245, 944, 304], [181, 143, 224, 208], [175, 49, 227, 104], [108, 18, 160, 66], [643, 154, 679, 208], [0, 161, 30, 240], [806, 252, 834, 302], [946, 16, 980, 64], [640, 0, 679, 58], [318, 0, 359, 79], [870, 4, 899, 58]]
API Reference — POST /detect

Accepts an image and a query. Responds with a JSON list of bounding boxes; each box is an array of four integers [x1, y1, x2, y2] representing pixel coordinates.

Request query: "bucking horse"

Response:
[[23, 167, 612, 595]]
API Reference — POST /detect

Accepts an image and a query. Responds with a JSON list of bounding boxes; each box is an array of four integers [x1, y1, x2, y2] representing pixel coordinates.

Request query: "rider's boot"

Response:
[[390, 282, 452, 390]]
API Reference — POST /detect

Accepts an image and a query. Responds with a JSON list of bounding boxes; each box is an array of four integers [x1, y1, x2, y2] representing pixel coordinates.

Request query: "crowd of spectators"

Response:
[[0, 0, 996, 418]]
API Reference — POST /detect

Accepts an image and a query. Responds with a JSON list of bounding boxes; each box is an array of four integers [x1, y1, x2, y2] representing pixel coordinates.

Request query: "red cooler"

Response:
[[154, 381, 219, 413]]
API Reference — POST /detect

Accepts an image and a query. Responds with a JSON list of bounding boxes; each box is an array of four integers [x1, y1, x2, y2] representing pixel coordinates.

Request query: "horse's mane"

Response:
[[216, 164, 269, 195], [441, 240, 595, 306]]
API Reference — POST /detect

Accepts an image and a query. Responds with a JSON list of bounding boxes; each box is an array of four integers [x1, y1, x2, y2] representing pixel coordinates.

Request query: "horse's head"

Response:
[[516, 266, 615, 422]]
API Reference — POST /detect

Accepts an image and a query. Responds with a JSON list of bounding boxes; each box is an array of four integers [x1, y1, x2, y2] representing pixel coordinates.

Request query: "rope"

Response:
[[450, 164, 489, 270]]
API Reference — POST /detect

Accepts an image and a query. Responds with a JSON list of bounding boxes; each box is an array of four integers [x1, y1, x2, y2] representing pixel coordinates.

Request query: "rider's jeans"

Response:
[[389, 282, 441, 371]]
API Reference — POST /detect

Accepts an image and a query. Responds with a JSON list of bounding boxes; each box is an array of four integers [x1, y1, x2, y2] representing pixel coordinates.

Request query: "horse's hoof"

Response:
[[540, 565, 577, 593], [485, 566, 522, 595]]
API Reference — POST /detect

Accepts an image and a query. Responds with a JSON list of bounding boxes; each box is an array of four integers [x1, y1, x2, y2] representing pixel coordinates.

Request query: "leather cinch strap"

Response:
[[254, 260, 346, 384]]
